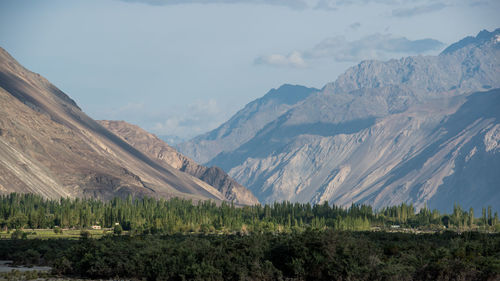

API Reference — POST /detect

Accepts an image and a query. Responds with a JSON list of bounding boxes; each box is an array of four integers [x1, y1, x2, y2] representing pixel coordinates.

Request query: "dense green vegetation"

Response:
[[1, 194, 499, 280], [0, 193, 498, 234], [0, 231, 499, 280]]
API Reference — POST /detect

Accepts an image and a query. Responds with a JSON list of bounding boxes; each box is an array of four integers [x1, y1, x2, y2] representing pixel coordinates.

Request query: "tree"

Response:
[[8, 214, 28, 229], [469, 208, 474, 228], [488, 206, 493, 226], [482, 208, 487, 227], [0, 193, 498, 236], [442, 215, 450, 228], [114, 224, 123, 235]]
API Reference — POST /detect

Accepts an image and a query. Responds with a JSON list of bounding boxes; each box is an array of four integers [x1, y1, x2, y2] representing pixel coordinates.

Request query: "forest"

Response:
[[0, 229, 499, 280], [0, 193, 499, 234], [1, 194, 500, 280]]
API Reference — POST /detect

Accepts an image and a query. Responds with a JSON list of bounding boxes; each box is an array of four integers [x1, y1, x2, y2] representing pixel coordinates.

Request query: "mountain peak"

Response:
[[440, 28, 500, 55], [263, 84, 319, 105]]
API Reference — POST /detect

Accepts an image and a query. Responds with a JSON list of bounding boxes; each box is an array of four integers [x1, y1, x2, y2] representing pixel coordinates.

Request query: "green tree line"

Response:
[[0, 193, 498, 234]]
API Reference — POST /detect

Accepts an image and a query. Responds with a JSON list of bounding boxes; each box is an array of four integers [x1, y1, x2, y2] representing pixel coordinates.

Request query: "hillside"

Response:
[[99, 120, 259, 205], [0, 47, 225, 202]]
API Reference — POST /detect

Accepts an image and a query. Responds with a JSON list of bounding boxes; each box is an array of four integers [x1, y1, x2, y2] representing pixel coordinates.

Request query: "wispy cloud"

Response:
[[99, 99, 226, 139], [348, 22, 361, 31], [151, 99, 226, 138], [306, 34, 445, 61], [114, 0, 476, 10], [119, 0, 309, 9], [392, 3, 447, 17], [98, 102, 149, 122], [255, 33, 445, 67], [254, 51, 307, 68], [117, 0, 494, 13], [467, 0, 498, 7], [313, 0, 338, 10]]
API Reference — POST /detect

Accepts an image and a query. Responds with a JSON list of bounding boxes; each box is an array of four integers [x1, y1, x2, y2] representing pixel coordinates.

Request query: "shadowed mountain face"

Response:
[[0, 47, 226, 202], [180, 28, 500, 212], [99, 120, 259, 205]]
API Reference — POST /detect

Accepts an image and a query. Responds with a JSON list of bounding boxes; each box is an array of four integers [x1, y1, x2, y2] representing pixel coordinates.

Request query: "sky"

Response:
[[0, 0, 499, 141]]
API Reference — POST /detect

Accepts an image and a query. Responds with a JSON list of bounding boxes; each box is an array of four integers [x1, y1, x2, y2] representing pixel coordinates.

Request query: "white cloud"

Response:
[[307, 34, 444, 61], [255, 33, 445, 68], [117, 0, 496, 12], [96, 102, 147, 121], [188, 99, 220, 115], [151, 99, 226, 138], [254, 51, 307, 68], [117, 0, 464, 10], [392, 3, 447, 17], [314, 0, 338, 10], [119, 0, 309, 9], [109, 102, 145, 116], [97, 99, 226, 139]]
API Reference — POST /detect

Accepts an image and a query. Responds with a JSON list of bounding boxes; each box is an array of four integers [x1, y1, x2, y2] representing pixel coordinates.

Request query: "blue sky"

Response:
[[0, 0, 499, 140]]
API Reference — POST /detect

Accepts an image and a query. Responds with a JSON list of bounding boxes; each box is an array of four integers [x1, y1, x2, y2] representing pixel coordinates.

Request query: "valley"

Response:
[[0, 2, 498, 278]]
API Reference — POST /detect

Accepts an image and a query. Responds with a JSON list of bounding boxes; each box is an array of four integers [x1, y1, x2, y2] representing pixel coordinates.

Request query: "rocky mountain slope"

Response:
[[99, 120, 259, 205], [0, 47, 225, 202], [179, 28, 500, 212]]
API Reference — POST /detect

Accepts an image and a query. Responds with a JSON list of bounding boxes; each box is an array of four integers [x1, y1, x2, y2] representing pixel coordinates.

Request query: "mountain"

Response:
[[179, 28, 500, 212], [99, 120, 259, 205], [177, 84, 319, 164], [0, 47, 226, 202]]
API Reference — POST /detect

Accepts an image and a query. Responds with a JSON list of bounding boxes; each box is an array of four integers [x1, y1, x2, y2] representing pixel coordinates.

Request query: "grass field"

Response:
[[0, 228, 117, 240]]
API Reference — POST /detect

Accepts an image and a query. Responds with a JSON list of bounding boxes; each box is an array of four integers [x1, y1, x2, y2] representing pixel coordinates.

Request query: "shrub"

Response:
[[11, 229, 26, 240], [80, 230, 91, 239], [53, 226, 63, 234]]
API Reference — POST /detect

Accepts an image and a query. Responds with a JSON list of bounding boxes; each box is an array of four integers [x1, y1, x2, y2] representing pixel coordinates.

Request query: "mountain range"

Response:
[[178, 28, 500, 212], [0, 47, 256, 205], [1, 28, 498, 212]]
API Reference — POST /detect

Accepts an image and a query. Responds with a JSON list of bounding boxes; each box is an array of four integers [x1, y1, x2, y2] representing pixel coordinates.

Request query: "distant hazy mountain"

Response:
[[0, 47, 226, 202], [177, 84, 319, 164], [179, 28, 500, 212], [99, 120, 259, 205]]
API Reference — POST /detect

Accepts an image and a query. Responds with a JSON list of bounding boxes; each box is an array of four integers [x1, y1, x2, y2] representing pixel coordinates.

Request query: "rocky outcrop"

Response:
[[180, 28, 500, 212], [0, 47, 225, 202], [99, 120, 259, 205]]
